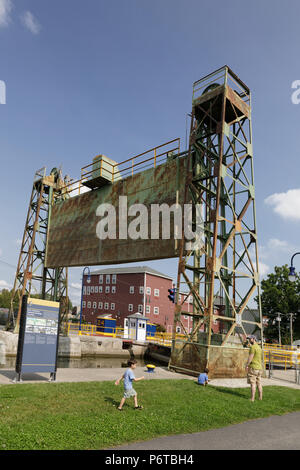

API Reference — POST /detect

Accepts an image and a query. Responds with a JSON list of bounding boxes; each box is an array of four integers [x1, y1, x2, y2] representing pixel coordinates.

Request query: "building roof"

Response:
[[89, 265, 173, 281], [127, 312, 149, 320]]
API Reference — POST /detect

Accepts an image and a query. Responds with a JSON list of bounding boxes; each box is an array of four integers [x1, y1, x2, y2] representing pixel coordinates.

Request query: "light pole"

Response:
[[80, 267, 91, 334], [288, 252, 300, 282], [288, 253, 300, 346]]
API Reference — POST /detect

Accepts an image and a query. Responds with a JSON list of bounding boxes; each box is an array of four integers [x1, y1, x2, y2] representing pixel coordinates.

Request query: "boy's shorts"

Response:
[[124, 388, 137, 398], [247, 368, 262, 385]]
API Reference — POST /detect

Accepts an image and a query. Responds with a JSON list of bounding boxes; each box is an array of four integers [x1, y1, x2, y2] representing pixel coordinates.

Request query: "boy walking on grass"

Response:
[[115, 359, 144, 410]]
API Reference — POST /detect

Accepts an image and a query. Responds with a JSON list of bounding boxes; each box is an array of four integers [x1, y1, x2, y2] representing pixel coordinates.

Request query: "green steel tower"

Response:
[[7, 167, 69, 332], [170, 66, 263, 377]]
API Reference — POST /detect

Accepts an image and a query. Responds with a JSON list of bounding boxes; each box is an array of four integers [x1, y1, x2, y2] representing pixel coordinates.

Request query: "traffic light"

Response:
[[168, 287, 176, 303]]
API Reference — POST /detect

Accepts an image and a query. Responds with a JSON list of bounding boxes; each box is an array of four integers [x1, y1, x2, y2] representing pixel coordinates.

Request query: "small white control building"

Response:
[[124, 312, 149, 342]]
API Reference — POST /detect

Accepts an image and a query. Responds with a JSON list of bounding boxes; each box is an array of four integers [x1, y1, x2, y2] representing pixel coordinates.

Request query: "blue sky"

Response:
[[1, 0, 300, 305]]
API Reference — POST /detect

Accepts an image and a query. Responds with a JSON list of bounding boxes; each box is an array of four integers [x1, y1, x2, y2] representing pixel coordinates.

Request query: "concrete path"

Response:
[[113, 412, 300, 450], [0, 366, 299, 389]]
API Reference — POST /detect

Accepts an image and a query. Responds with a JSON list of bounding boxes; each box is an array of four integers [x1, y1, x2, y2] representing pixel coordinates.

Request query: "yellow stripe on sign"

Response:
[[28, 298, 60, 308]]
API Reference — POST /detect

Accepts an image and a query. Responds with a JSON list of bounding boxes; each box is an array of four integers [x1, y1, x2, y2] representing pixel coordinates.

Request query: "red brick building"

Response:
[[81, 266, 222, 334]]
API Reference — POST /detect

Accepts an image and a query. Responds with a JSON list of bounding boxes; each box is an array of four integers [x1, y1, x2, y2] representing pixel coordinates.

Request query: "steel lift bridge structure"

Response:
[[8, 66, 262, 377]]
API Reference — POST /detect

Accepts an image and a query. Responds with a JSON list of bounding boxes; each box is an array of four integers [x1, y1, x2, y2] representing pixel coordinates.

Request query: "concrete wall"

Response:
[[0, 331, 147, 359]]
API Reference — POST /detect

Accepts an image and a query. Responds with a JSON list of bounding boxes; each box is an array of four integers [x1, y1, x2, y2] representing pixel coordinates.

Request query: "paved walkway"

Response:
[[0, 366, 299, 389], [113, 412, 300, 450]]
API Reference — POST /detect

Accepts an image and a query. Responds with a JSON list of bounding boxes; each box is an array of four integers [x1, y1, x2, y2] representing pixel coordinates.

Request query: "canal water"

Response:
[[0, 355, 165, 369]]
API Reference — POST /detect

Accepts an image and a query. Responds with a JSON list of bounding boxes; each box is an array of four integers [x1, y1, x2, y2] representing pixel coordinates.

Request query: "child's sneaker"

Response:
[[134, 405, 143, 410]]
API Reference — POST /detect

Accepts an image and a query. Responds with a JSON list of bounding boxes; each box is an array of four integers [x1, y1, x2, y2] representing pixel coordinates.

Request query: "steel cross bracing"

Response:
[[171, 66, 263, 373], [7, 168, 69, 332]]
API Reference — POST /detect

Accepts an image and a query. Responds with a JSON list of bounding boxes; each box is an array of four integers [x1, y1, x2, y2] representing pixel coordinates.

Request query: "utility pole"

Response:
[[276, 313, 282, 345], [289, 313, 295, 346]]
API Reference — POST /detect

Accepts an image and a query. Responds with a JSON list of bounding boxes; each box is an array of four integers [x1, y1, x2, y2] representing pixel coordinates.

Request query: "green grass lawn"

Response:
[[0, 379, 299, 450]]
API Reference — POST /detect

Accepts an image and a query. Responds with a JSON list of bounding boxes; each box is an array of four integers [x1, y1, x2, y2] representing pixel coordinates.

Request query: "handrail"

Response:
[[66, 322, 186, 345], [61, 138, 180, 196]]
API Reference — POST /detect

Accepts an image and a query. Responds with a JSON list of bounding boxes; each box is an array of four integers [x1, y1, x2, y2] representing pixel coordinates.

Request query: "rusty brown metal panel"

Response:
[[169, 342, 249, 378], [225, 85, 250, 118], [46, 157, 188, 268]]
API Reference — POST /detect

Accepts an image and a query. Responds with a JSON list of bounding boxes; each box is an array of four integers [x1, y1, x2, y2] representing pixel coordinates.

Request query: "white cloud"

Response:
[[265, 188, 300, 221], [0, 0, 12, 27], [70, 282, 82, 290], [0, 279, 11, 289], [266, 238, 291, 252], [21, 11, 41, 35], [258, 261, 270, 277]]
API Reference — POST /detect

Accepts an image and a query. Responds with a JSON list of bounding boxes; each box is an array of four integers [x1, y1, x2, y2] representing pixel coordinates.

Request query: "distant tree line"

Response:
[[0, 289, 73, 312], [257, 265, 300, 344]]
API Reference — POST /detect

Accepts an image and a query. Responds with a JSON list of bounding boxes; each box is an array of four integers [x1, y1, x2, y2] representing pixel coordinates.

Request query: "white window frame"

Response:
[[176, 326, 181, 333], [87, 286, 90, 295], [82, 301, 86, 308], [105, 286, 110, 293], [153, 306, 159, 315], [98, 301, 103, 309], [146, 305, 150, 314], [99, 275, 103, 284], [106, 274, 110, 284], [154, 288, 160, 297], [111, 303, 115, 310], [112, 274, 117, 284], [91, 286, 94, 294], [128, 304, 133, 312], [138, 304, 143, 313], [83, 286, 86, 295], [99, 286, 103, 293], [93, 302, 97, 309], [146, 287, 151, 295], [139, 286, 144, 294], [111, 286, 116, 294], [129, 286, 135, 294], [87, 301, 91, 308], [104, 302, 109, 310]]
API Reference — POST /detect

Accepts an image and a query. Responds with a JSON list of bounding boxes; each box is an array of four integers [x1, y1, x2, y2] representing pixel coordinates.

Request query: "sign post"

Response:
[[15, 296, 60, 382]]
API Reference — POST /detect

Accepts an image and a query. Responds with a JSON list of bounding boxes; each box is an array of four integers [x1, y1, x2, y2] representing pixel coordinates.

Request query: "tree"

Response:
[[257, 265, 300, 343]]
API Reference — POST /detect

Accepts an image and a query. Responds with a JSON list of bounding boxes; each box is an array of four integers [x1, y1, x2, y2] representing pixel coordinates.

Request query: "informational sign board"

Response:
[[16, 296, 60, 381]]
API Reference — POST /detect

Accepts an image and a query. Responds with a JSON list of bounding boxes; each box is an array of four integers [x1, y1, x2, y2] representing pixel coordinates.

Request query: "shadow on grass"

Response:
[[104, 396, 120, 407], [212, 387, 249, 399]]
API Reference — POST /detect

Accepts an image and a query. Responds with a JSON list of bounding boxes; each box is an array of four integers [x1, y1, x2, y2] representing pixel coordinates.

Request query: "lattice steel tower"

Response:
[[170, 66, 263, 377], [7, 167, 69, 332]]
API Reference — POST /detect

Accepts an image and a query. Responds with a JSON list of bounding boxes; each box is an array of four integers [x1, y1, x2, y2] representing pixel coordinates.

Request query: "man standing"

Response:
[[245, 335, 263, 402]]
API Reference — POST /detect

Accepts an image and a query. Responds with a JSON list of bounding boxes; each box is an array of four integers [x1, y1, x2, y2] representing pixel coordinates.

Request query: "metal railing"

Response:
[[192, 65, 250, 105], [65, 322, 186, 345], [264, 348, 300, 384], [263, 342, 297, 351], [66, 322, 124, 338], [63, 138, 180, 196]]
